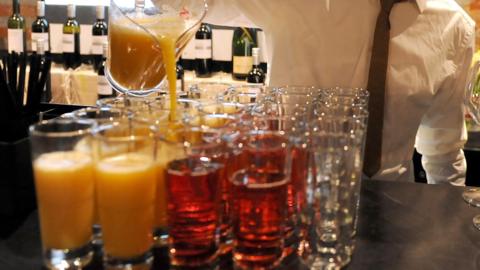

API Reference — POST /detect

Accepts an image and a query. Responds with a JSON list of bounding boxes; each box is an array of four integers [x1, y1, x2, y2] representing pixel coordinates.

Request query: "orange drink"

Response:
[[30, 118, 95, 269], [95, 153, 156, 259], [93, 118, 157, 268], [34, 151, 94, 250], [109, 14, 187, 119]]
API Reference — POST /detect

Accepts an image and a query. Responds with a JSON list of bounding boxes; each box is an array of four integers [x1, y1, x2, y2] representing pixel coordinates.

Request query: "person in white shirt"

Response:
[[208, 0, 475, 185]]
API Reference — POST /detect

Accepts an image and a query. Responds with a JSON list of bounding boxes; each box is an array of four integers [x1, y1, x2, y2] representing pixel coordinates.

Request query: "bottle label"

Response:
[[256, 30, 268, 65], [212, 29, 233, 61], [31, 32, 50, 52], [91, 35, 108, 55], [182, 39, 196, 60], [97, 75, 113, 95], [8, 29, 24, 53], [195, 39, 212, 59], [233, 56, 253, 75], [63, 34, 75, 53]]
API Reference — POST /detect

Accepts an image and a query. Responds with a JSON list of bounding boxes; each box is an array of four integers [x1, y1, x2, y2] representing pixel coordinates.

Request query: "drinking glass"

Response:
[[312, 94, 369, 268], [163, 127, 225, 267], [231, 130, 291, 270], [72, 107, 131, 248], [189, 112, 243, 255], [309, 114, 367, 270], [135, 106, 186, 248], [107, 0, 207, 97], [30, 119, 96, 269], [251, 114, 309, 261], [93, 120, 157, 269]]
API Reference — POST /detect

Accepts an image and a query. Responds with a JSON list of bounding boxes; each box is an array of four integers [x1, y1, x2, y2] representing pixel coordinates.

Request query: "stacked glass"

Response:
[[309, 87, 369, 269]]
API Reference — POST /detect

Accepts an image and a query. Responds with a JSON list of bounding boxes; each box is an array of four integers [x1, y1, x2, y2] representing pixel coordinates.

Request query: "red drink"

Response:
[[166, 157, 222, 266], [291, 146, 309, 213], [231, 171, 288, 269]]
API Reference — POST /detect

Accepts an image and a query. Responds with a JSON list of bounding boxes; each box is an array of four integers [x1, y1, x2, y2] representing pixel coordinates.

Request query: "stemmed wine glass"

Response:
[[106, 0, 207, 98], [462, 60, 480, 228]]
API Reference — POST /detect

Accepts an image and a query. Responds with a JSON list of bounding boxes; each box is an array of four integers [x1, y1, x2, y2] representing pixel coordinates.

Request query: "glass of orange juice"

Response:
[[29, 118, 96, 269], [93, 119, 157, 269]]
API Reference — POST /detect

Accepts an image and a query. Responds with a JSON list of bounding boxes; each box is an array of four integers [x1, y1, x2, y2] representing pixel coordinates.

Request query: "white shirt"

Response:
[[209, 0, 475, 185]]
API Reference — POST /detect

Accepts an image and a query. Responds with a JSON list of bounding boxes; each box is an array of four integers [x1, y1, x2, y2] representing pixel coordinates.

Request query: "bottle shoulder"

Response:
[[9, 14, 25, 22], [32, 18, 49, 31], [63, 19, 80, 33], [64, 19, 79, 27], [92, 21, 108, 30]]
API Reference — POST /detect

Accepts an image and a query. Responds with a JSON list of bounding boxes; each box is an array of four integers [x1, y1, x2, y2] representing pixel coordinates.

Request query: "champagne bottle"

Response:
[[232, 27, 256, 80], [97, 43, 116, 100], [247, 48, 265, 84], [62, 4, 81, 70], [92, 5, 108, 72], [31, 0, 49, 52], [7, 0, 26, 53], [194, 23, 212, 78]]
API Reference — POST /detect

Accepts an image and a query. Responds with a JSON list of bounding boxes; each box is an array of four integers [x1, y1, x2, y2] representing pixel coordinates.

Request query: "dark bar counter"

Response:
[[1, 180, 479, 270]]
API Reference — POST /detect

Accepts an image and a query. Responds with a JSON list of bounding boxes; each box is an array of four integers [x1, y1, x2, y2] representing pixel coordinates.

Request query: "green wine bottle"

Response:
[[92, 5, 108, 72], [31, 0, 50, 52], [7, 0, 26, 53], [232, 27, 256, 80], [63, 4, 81, 70]]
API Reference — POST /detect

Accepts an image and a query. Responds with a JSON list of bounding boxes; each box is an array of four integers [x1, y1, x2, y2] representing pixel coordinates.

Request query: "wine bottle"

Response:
[[92, 5, 108, 72], [232, 27, 256, 80], [176, 61, 185, 92], [181, 39, 196, 71], [62, 4, 81, 70], [37, 39, 52, 103], [247, 48, 265, 84], [212, 28, 233, 73], [194, 23, 212, 78], [7, 0, 26, 53], [31, 0, 49, 53], [97, 43, 116, 100]]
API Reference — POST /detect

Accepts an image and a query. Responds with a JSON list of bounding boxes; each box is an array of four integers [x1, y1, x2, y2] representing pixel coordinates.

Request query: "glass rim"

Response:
[[323, 86, 370, 97], [29, 118, 96, 138], [198, 100, 247, 114], [158, 125, 225, 145], [311, 113, 368, 123], [93, 120, 154, 143], [96, 95, 153, 108], [72, 106, 129, 120], [148, 98, 201, 109], [230, 168, 290, 188]]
